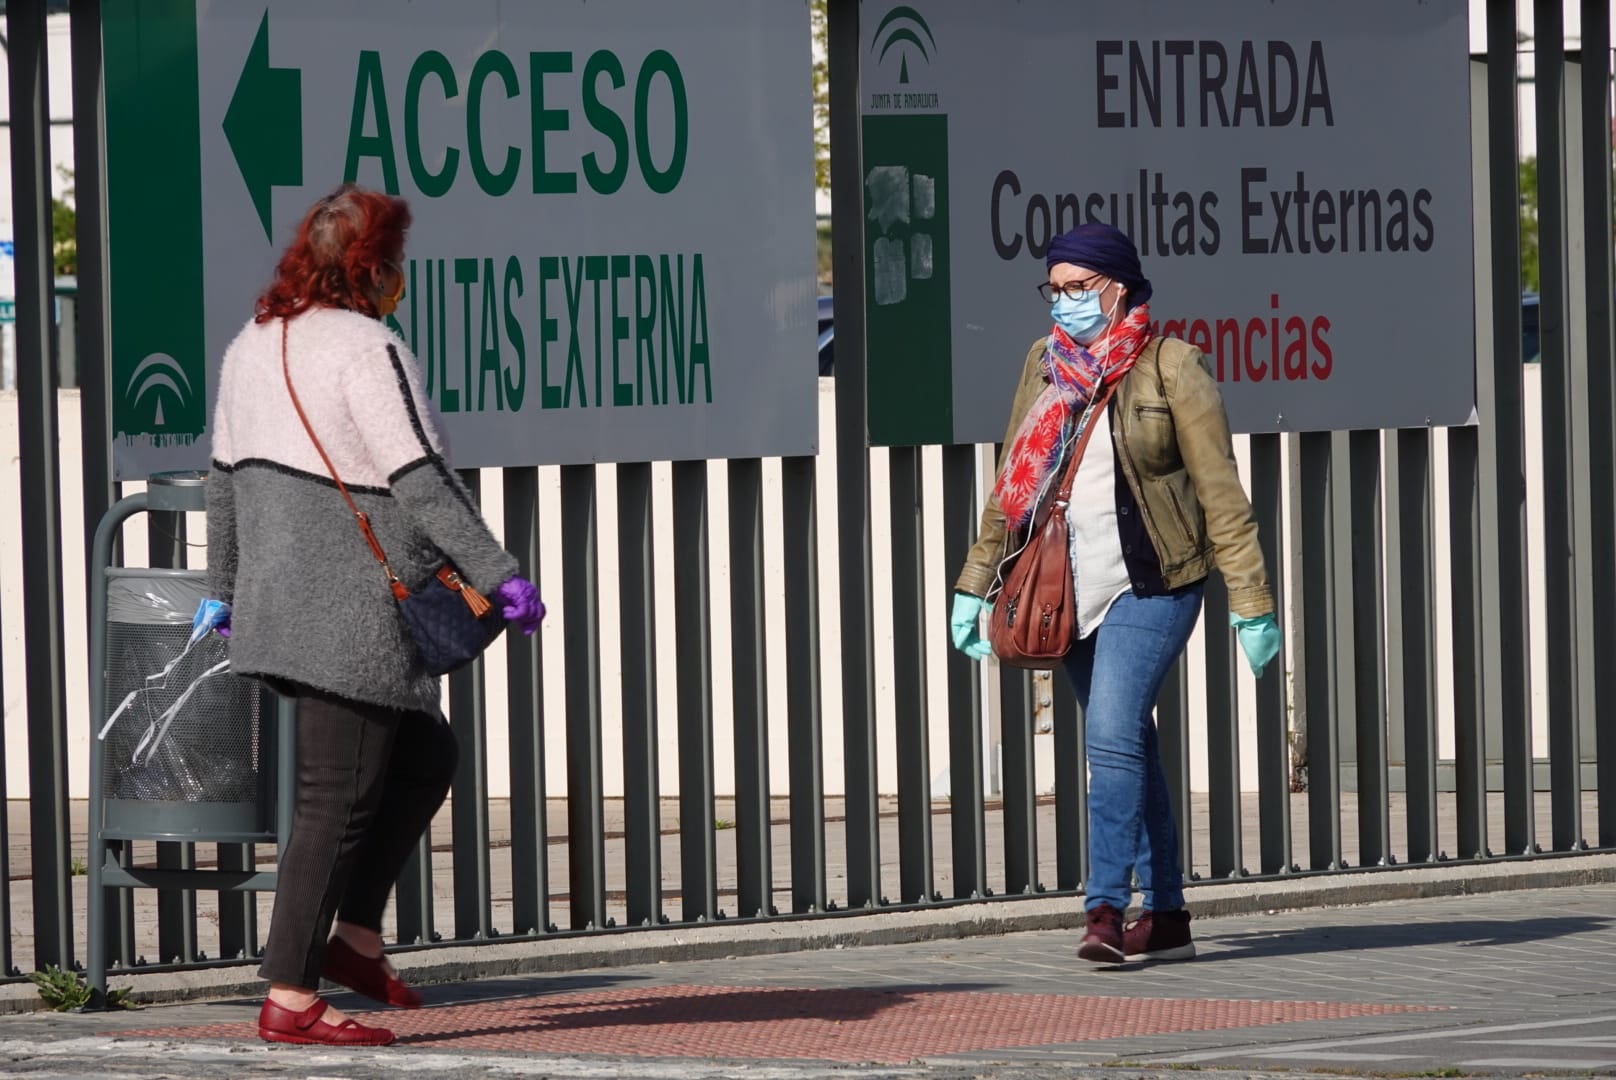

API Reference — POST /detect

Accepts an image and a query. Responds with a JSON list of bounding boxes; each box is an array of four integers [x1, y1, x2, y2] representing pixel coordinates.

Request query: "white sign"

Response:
[[858, 1, 1474, 445], [106, 1, 816, 478]]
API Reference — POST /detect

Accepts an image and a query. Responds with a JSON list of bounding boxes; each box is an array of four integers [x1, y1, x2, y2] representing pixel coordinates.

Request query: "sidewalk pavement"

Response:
[[0, 859, 1612, 1079], [7, 791, 1599, 980]]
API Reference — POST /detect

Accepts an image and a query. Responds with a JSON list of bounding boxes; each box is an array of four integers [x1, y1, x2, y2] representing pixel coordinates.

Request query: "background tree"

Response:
[[51, 166, 76, 276], [1519, 155, 1538, 293], [811, 0, 832, 287], [812, 0, 829, 193]]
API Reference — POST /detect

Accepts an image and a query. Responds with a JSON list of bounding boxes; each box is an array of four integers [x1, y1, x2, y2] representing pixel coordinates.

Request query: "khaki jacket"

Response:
[[954, 336, 1274, 619]]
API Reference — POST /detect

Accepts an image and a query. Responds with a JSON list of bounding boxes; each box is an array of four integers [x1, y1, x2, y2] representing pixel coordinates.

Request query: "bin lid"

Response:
[[147, 470, 207, 512]]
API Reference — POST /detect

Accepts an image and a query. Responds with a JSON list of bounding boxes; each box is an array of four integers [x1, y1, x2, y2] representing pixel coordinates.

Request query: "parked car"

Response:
[[817, 294, 835, 376], [1514, 291, 1611, 363], [1522, 292, 1539, 364]]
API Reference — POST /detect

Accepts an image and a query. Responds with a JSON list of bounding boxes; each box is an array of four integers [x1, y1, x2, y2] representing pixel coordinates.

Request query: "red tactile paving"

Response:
[[123, 985, 1436, 1064]]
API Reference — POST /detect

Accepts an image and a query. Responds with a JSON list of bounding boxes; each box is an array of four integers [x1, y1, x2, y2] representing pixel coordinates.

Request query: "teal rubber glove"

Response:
[[949, 591, 994, 661], [1230, 612, 1281, 676]]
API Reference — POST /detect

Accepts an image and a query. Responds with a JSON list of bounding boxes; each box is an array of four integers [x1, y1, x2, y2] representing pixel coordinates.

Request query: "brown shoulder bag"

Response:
[[988, 384, 1117, 669]]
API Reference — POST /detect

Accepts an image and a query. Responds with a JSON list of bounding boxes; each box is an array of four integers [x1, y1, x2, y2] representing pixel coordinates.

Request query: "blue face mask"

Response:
[[1052, 290, 1109, 345]]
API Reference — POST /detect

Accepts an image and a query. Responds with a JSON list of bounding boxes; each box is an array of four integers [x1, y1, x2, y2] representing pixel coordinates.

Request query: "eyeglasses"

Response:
[[1037, 274, 1107, 304]]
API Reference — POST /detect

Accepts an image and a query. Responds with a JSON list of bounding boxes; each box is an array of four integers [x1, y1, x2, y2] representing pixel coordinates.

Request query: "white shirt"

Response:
[[1065, 407, 1132, 638]]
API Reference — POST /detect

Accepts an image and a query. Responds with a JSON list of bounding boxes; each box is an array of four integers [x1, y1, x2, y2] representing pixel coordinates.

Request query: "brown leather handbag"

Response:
[[988, 385, 1117, 669]]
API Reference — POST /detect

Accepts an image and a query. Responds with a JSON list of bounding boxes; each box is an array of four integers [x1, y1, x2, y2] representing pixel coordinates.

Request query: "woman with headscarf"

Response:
[[949, 223, 1278, 964]]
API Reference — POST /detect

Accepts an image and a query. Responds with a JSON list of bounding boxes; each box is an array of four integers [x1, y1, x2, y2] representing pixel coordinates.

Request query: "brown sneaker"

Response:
[[1123, 909, 1195, 961], [1077, 902, 1126, 963]]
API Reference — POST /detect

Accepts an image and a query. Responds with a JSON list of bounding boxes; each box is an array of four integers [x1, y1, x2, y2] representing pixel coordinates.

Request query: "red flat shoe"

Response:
[[258, 996, 394, 1046], [322, 936, 423, 1009]]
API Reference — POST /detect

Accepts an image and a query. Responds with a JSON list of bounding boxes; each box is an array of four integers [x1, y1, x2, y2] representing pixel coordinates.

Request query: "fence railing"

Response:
[[0, 0, 1612, 985]]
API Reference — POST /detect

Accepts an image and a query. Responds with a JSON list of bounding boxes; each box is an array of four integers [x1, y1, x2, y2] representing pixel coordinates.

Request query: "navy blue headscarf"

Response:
[[1045, 223, 1153, 311]]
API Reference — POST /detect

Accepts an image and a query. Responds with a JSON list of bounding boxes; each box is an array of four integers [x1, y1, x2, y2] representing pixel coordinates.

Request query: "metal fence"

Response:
[[1, 0, 1613, 984]]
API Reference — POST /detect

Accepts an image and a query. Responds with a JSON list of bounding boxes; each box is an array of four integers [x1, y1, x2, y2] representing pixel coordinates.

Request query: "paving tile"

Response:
[[122, 985, 1436, 1064]]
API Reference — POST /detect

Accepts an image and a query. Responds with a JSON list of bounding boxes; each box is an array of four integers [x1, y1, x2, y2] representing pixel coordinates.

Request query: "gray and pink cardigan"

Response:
[[206, 307, 517, 712]]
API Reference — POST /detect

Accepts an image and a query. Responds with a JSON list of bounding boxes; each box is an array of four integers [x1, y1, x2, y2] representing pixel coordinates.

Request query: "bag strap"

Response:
[[988, 378, 1122, 601], [1151, 337, 1167, 398], [281, 319, 410, 601], [1042, 380, 1119, 518]]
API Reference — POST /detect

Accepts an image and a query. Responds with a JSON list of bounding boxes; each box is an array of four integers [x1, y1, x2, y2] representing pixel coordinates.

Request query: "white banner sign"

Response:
[[106, 1, 816, 477], [858, 0, 1475, 445]]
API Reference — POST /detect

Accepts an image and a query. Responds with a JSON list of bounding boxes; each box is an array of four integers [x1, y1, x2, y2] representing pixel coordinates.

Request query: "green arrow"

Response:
[[224, 11, 302, 243]]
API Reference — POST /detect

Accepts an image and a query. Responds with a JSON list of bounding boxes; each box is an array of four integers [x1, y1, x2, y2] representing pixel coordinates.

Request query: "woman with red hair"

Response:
[[206, 185, 545, 1046]]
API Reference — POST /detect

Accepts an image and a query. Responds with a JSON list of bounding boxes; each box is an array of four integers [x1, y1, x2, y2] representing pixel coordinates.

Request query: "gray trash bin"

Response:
[[87, 472, 290, 1001], [98, 570, 275, 842]]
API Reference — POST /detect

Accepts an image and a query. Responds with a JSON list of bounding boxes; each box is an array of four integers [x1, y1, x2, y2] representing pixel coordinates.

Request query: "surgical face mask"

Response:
[[1051, 290, 1109, 345], [377, 263, 406, 318]]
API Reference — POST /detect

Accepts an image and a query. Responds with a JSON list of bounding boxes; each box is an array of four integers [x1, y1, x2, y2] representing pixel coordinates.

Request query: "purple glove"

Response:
[[494, 576, 545, 636]]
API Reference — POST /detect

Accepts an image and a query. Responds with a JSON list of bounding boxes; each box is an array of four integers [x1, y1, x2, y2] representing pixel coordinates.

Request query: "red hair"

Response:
[[254, 184, 411, 323]]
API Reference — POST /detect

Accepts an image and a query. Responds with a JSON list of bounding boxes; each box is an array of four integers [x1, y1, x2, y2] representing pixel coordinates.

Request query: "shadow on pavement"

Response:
[[398, 982, 999, 1047], [142, 973, 656, 1020], [341, 971, 651, 1010], [1200, 914, 1614, 959]]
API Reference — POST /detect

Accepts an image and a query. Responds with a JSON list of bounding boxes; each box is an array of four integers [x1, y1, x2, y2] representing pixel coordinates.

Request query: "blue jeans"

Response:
[[1061, 584, 1204, 914]]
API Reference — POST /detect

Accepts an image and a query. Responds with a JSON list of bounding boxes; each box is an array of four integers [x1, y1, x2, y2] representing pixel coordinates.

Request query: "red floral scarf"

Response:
[[993, 303, 1152, 528]]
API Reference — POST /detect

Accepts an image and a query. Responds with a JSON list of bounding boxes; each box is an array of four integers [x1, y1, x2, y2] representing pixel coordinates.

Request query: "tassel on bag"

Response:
[[440, 567, 492, 618]]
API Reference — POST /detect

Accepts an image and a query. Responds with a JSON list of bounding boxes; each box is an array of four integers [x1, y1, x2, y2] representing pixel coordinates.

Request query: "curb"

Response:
[[10, 852, 1614, 1016]]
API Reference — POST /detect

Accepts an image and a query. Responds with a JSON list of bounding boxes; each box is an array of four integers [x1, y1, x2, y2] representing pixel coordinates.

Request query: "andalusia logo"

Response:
[[104, 4, 209, 447], [871, 5, 936, 85], [126, 352, 195, 428]]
